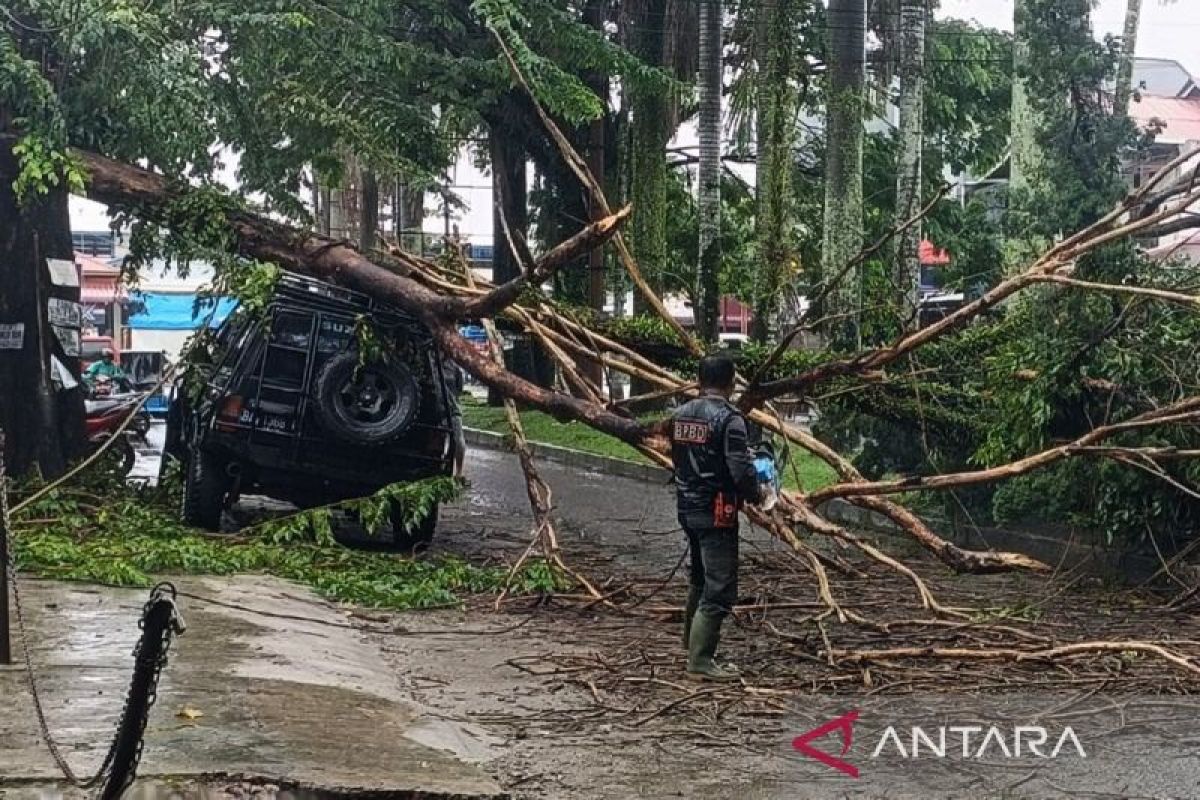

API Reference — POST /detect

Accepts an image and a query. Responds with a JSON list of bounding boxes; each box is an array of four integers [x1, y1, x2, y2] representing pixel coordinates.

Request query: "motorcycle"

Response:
[[85, 390, 150, 478]]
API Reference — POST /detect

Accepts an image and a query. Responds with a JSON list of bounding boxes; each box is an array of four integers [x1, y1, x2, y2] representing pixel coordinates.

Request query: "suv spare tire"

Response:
[[313, 353, 420, 444]]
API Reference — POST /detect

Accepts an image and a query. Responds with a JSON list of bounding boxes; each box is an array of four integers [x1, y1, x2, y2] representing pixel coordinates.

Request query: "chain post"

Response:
[[0, 429, 11, 665]]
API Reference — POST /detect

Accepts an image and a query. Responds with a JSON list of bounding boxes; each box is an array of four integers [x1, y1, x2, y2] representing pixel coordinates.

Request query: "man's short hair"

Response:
[[698, 354, 736, 390]]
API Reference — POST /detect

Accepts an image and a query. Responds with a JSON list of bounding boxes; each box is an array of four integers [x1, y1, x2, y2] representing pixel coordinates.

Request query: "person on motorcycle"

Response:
[[84, 348, 131, 392]]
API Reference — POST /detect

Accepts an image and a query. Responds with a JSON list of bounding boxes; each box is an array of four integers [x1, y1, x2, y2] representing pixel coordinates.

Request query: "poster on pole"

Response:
[[52, 325, 80, 357], [47, 298, 83, 328], [0, 323, 24, 350], [51, 355, 79, 391], [46, 258, 79, 288]]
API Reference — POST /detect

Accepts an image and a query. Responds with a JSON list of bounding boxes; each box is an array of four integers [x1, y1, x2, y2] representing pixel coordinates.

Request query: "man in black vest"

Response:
[[670, 354, 762, 681]]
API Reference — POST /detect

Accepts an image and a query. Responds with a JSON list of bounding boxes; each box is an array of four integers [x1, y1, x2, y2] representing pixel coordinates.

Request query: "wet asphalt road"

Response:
[[132, 421, 700, 571], [125, 422, 1200, 799]]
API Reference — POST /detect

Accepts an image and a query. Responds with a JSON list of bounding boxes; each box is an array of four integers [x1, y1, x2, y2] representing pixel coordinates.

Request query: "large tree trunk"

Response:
[[491, 128, 528, 285], [695, 0, 723, 344], [0, 142, 84, 477], [751, 0, 797, 343], [892, 0, 927, 329], [490, 125, 552, 396], [821, 0, 867, 343], [75, 148, 642, 442], [581, 0, 610, 387], [627, 0, 672, 318], [1114, 0, 1143, 117]]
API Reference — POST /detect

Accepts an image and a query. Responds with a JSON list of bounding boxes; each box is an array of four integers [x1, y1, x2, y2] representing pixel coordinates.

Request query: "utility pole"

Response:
[[0, 429, 11, 665]]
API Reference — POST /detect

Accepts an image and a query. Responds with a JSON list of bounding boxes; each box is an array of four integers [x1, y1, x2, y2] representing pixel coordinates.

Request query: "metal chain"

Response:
[[2, 461, 184, 797]]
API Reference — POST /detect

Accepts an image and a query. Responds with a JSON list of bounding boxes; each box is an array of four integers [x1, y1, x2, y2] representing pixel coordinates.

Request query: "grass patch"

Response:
[[462, 400, 653, 463], [461, 396, 837, 490], [9, 474, 565, 609]]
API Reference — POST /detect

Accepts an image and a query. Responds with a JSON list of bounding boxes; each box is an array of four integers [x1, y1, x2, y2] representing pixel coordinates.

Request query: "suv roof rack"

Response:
[[274, 271, 388, 313]]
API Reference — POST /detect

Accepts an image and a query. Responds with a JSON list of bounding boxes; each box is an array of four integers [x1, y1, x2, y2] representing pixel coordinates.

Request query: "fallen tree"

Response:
[[37, 47, 1200, 678]]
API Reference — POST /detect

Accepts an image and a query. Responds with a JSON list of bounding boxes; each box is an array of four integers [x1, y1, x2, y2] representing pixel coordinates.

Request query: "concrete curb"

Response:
[[464, 428, 1160, 581], [463, 427, 668, 483]]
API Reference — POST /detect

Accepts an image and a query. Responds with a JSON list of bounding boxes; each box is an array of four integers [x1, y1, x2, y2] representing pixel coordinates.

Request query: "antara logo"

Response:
[[793, 711, 1087, 778]]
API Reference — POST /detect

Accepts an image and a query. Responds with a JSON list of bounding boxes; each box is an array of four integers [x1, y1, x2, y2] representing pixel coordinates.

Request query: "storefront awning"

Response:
[[125, 293, 237, 330]]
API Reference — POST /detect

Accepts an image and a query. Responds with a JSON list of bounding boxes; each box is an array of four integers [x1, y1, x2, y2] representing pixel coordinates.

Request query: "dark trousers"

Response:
[[684, 524, 739, 620]]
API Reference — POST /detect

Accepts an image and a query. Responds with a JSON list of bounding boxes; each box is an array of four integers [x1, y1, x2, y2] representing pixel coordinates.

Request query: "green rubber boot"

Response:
[[686, 610, 740, 682], [682, 586, 702, 650]]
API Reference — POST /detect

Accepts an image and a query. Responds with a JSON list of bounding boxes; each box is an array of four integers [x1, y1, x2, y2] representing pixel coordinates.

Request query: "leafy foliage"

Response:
[[10, 473, 566, 609]]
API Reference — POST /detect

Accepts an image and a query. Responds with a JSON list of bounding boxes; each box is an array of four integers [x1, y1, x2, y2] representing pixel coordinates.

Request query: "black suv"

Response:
[[164, 272, 462, 547]]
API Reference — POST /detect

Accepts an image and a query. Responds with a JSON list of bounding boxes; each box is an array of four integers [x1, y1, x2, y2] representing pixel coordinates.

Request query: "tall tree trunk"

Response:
[[751, 0, 797, 343], [328, 181, 348, 240], [491, 130, 528, 285], [581, 0, 610, 386], [489, 126, 551, 397], [396, 178, 425, 254], [821, 0, 867, 342], [1114, 0, 1143, 117], [1010, 0, 1040, 197], [1007, 0, 1043, 274], [0, 142, 83, 477], [892, 0, 927, 329], [360, 169, 379, 251], [318, 183, 332, 236], [695, 0, 723, 344], [628, 0, 672, 317]]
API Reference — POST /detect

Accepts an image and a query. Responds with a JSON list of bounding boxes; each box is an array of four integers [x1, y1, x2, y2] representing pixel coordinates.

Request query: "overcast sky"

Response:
[[939, 0, 1199, 78]]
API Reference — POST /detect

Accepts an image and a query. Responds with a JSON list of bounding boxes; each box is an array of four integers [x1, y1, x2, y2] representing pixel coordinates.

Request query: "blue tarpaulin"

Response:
[[125, 293, 237, 330]]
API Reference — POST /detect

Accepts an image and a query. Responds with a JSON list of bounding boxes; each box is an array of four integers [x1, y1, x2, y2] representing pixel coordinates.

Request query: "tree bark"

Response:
[[1114, 0, 1143, 117], [318, 183, 332, 236], [821, 0, 867, 342], [490, 125, 554, 395], [360, 169, 379, 252], [628, 0, 672, 317], [695, 0, 723, 344], [0, 142, 84, 477], [751, 0, 797, 343], [76, 148, 641, 439], [583, 0, 610, 387], [396, 177, 425, 253], [1009, 0, 1041, 198], [892, 0, 927, 328], [490, 127, 528, 285]]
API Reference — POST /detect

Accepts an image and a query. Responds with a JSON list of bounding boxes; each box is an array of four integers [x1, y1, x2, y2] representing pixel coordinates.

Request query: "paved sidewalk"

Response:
[[0, 575, 504, 798]]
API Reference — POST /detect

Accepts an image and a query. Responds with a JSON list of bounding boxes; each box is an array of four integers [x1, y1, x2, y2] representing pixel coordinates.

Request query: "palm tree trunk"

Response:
[[1010, 0, 1040, 195], [892, 0, 927, 329], [628, 0, 671, 317], [1008, 0, 1043, 273], [1114, 0, 1143, 117], [821, 0, 866, 342], [751, 0, 797, 343], [695, 0, 723, 344]]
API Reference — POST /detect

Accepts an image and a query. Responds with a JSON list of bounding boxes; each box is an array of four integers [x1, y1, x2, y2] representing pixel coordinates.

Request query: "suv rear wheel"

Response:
[[389, 502, 437, 551], [182, 448, 228, 531], [313, 353, 420, 445]]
